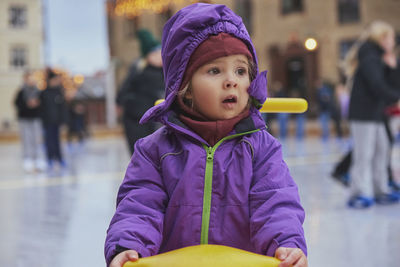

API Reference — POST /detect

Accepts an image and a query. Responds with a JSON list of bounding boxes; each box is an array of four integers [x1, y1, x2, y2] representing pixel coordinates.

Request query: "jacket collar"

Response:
[[178, 109, 250, 146], [164, 108, 265, 146]]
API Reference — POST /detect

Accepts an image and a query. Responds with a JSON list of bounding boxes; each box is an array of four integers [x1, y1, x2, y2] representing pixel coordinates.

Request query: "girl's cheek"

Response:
[[196, 93, 212, 105]]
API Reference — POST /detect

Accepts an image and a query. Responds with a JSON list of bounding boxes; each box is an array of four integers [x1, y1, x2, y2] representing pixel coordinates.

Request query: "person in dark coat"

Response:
[[331, 53, 400, 188], [40, 68, 67, 169], [344, 21, 400, 208], [383, 50, 400, 190], [14, 71, 46, 172], [116, 29, 164, 155]]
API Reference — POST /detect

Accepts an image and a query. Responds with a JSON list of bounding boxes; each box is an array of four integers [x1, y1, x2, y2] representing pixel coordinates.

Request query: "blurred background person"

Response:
[[40, 68, 67, 171], [332, 22, 400, 189], [289, 89, 306, 140], [65, 91, 87, 149], [316, 79, 334, 141], [330, 82, 344, 140], [116, 29, 164, 155], [315, 79, 343, 141], [383, 46, 400, 191], [335, 82, 350, 136], [270, 81, 289, 139], [345, 21, 400, 208], [14, 70, 46, 172]]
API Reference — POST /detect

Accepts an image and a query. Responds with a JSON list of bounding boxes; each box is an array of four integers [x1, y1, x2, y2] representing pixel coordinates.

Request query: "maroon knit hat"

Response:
[[180, 33, 253, 90]]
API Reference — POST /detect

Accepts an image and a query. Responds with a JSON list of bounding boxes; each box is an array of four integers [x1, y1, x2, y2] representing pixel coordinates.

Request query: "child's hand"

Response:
[[110, 250, 139, 267], [275, 247, 307, 267]]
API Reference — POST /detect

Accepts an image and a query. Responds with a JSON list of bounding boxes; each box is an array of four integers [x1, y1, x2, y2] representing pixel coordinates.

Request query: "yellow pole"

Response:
[[155, 98, 308, 113], [260, 98, 308, 113]]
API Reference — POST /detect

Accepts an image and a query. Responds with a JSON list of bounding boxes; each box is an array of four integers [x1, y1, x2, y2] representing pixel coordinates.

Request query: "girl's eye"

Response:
[[207, 67, 220, 75], [236, 67, 248, 76]]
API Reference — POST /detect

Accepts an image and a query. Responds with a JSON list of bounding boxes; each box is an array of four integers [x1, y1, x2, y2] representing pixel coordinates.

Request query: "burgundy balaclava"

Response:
[[180, 32, 253, 93]]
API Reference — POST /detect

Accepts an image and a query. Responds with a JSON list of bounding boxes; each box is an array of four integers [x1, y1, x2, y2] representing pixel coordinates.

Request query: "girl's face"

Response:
[[187, 54, 251, 120]]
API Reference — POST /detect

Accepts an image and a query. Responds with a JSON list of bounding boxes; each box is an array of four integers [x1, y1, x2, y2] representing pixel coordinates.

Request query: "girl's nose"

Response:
[[223, 77, 237, 89]]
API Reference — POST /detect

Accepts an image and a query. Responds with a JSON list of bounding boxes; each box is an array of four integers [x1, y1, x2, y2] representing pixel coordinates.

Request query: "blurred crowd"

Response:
[[265, 79, 350, 142], [14, 67, 87, 173], [115, 24, 400, 209], [12, 24, 400, 205], [265, 21, 400, 207], [332, 21, 400, 207]]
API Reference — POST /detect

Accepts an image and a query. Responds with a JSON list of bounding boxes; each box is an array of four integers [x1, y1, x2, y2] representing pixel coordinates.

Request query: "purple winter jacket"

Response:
[[105, 3, 306, 266]]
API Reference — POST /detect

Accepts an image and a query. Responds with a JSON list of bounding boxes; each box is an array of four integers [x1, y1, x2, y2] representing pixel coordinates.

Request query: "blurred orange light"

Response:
[[74, 74, 85, 84]]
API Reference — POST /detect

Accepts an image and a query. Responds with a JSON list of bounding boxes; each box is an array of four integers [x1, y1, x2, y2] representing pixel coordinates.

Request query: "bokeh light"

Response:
[[304, 38, 318, 51]]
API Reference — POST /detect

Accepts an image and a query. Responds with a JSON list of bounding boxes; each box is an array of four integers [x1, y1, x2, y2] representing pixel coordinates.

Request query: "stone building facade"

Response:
[[0, 0, 44, 129]]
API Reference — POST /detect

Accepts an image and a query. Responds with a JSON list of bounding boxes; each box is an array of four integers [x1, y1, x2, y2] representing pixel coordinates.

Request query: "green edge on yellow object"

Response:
[[154, 97, 308, 113], [123, 244, 281, 267]]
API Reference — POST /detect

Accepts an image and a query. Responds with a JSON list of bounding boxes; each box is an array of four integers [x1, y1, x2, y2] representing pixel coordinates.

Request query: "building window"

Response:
[[9, 5, 27, 28], [10, 47, 27, 69], [281, 0, 303, 15], [235, 0, 252, 34], [338, 0, 360, 24]]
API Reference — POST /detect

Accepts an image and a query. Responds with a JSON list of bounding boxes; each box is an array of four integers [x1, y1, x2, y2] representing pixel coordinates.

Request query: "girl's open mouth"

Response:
[[222, 95, 237, 103], [222, 95, 238, 110]]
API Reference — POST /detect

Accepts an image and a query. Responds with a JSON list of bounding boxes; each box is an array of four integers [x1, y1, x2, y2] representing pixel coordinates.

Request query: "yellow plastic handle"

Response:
[[154, 98, 308, 113], [260, 98, 308, 113], [123, 244, 281, 267]]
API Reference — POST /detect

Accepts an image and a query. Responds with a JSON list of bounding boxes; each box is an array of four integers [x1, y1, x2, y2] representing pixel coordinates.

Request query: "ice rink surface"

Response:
[[1, 136, 399, 267]]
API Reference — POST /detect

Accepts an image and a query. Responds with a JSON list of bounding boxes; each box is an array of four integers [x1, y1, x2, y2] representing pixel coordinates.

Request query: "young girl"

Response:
[[105, 3, 307, 267]]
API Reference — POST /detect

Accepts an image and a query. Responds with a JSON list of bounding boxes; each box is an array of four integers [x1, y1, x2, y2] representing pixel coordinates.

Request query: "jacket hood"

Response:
[[140, 3, 268, 124]]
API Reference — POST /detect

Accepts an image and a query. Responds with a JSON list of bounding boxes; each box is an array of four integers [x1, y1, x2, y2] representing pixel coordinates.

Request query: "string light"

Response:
[[111, 0, 198, 17], [32, 68, 82, 93], [73, 74, 85, 85]]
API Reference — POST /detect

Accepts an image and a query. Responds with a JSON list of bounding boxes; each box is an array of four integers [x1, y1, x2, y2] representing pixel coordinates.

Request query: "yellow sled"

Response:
[[123, 244, 281, 267]]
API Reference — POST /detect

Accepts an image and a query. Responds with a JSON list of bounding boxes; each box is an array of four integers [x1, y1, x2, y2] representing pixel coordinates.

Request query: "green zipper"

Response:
[[199, 129, 260, 244]]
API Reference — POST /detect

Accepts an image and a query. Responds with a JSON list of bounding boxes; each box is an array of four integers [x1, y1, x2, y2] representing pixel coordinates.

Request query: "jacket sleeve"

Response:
[[249, 134, 307, 257], [14, 90, 26, 113], [359, 54, 400, 102], [104, 138, 168, 266]]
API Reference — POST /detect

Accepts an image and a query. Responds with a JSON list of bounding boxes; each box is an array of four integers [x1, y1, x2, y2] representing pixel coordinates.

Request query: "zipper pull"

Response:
[[207, 147, 213, 161]]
